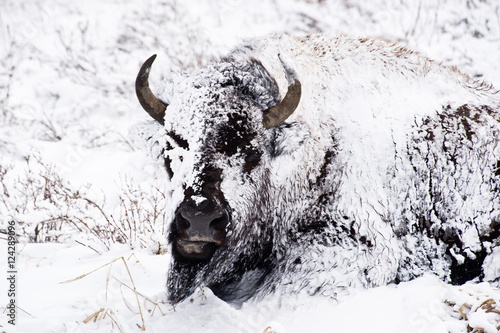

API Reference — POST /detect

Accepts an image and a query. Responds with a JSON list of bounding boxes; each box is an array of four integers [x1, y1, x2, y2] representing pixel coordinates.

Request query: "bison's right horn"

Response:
[[136, 54, 168, 125], [262, 55, 302, 129]]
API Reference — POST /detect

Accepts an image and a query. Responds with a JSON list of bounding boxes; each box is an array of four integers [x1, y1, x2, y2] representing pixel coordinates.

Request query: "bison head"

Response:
[[135, 54, 303, 303]]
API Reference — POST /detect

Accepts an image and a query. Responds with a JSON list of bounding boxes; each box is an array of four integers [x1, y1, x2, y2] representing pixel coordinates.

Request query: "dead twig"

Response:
[[61, 255, 147, 331]]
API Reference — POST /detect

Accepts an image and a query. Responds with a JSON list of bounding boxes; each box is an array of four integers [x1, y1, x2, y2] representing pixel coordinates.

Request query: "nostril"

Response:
[[176, 202, 228, 237], [176, 213, 191, 231], [210, 214, 228, 231]]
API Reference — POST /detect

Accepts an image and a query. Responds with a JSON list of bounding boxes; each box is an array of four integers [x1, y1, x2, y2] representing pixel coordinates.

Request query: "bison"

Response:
[[134, 34, 500, 306]]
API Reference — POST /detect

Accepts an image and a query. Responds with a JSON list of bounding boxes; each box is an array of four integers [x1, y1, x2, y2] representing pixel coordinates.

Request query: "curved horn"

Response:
[[262, 56, 301, 129], [136, 54, 168, 125]]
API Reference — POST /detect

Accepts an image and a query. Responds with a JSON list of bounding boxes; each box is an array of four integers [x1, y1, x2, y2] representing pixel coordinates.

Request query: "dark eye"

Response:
[[167, 131, 189, 149], [164, 156, 174, 179], [244, 150, 262, 165]]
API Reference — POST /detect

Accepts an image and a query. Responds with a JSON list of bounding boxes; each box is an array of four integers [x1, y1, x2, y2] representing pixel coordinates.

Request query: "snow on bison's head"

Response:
[[135, 34, 500, 306]]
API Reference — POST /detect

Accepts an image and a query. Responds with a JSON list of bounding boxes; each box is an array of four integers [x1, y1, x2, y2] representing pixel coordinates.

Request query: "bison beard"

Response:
[[167, 233, 276, 304], [134, 34, 500, 306]]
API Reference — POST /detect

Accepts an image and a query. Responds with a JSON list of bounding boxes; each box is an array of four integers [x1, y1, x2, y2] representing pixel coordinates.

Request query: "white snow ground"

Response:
[[1, 0, 500, 332]]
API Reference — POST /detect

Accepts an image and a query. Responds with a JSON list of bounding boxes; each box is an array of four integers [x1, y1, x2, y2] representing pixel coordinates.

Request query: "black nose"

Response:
[[175, 199, 228, 243]]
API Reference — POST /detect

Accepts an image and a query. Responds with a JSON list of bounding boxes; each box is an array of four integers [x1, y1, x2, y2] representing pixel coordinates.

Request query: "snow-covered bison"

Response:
[[135, 34, 500, 305]]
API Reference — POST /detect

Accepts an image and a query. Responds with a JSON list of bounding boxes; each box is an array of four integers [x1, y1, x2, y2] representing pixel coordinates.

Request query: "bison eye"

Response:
[[164, 156, 174, 179], [244, 150, 262, 165], [167, 131, 189, 150]]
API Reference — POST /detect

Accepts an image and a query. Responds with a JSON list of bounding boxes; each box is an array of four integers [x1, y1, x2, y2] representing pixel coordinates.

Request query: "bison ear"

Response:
[[269, 122, 309, 157]]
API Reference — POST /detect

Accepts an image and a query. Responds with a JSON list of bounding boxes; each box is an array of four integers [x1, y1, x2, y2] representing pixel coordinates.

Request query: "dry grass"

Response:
[[445, 287, 500, 333], [62, 253, 170, 331], [0, 153, 168, 253]]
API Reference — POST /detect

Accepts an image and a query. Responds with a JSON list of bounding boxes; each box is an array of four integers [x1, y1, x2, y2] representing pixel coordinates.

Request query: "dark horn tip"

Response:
[[143, 54, 157, 70], [137, 54, 158, 81]]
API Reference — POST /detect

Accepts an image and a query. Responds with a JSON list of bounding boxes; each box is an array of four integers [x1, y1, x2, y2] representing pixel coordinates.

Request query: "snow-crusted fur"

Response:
[[133, 34, 500, 306]]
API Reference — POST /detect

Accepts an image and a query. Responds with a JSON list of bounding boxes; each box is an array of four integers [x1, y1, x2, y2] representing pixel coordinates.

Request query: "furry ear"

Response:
[[233, 58, 280, 110], [269, 122, 309, 157]]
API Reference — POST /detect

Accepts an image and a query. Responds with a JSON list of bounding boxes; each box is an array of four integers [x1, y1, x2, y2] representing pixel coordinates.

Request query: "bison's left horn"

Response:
[[136, 54, 168, 125], [262, 56, 302, 129]]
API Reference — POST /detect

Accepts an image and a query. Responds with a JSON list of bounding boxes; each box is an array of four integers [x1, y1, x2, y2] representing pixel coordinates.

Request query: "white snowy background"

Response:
[[1, 0, 500, 332]]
